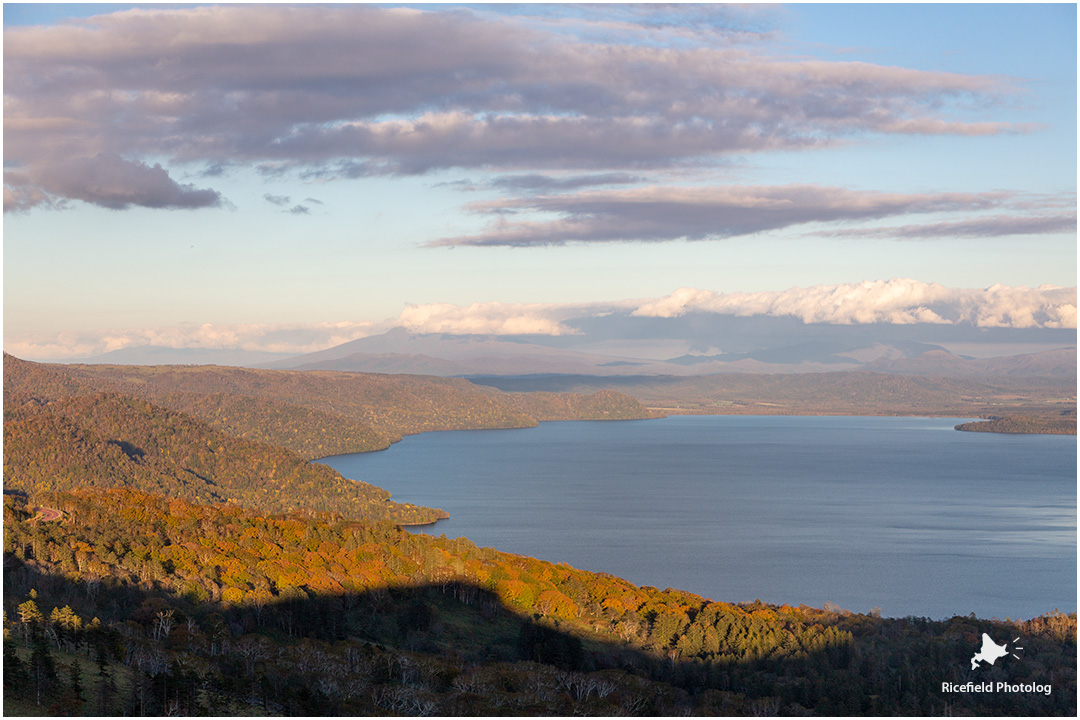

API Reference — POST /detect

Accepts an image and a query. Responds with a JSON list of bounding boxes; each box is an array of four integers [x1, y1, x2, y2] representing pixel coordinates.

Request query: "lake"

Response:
[[320, 415, 1076, 620]]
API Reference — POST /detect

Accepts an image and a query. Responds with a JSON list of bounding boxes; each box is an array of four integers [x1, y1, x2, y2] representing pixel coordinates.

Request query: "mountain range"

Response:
[[70, 313, 1076, 379]]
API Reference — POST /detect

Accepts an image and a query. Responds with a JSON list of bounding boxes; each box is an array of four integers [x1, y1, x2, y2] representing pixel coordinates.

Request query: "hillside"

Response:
[[506, 389, 666, 421], [4, 355, 658, 459], [3, 391, 446, 525], [2, 355, 659, 524], [4, 489, 1075, 716]]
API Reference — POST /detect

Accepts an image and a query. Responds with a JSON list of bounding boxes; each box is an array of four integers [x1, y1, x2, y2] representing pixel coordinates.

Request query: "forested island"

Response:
[[3, 354, 1076, 716]]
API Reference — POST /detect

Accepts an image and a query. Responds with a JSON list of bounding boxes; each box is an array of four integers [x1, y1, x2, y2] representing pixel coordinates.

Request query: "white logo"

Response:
[[970, 633, 1023, 670]]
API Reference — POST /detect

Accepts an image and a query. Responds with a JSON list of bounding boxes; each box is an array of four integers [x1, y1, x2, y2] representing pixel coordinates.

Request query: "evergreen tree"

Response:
[[29, 632, 58, 705], [68, 659, 85, 702], [3, 641, 29, 698], [95, 654, 117, 716]]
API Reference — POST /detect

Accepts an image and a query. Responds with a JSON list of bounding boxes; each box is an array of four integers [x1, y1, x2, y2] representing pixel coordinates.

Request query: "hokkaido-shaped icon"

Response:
[[971, 633, 1023, 670]]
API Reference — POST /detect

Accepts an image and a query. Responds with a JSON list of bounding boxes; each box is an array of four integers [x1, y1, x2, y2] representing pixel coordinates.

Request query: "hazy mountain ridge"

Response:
[[74, 345, 294, 367], [865, 347, 1077, 377], [260, 328, 665, 376], [56, 312, 1078, 378], [261, 325, 1076, 379]]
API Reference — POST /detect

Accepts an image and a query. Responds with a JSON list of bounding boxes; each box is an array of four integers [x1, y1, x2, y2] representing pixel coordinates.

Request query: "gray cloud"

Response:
[[3, 5, 1028, 210], [3, 153, 221, 212], [3, 182, 63, 213], [264, 194, 316, 214], [199, 162, 231, 178], [428, 184, 1013, 247], [263, 193, 291, 206], [491, 173, 646, 192], [810, 213, 1077, 240]]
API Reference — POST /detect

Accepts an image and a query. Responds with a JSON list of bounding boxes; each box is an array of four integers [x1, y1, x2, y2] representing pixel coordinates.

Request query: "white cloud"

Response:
[[632, 279, 1078, 329], [397, 302, 581, 336], [395, 280, 1077, 334]]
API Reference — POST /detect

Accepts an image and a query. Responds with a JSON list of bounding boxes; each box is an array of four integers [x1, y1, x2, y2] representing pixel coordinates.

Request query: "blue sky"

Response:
[[3, 3, 1076, 359]]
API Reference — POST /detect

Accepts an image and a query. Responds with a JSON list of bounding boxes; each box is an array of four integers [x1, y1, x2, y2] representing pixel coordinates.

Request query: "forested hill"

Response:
[[3, 389, 446, 525], [4, 355, 659, 459], [5, 489, 1076, 716], [2, 354, 658, 525]]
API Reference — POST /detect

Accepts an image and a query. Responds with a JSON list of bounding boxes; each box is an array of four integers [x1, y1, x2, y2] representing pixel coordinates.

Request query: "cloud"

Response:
[[490, 173, 646, 192], [3, 4, 1028, 210], [394, 281, 1076, 334], [3, 183, 63, 213], [5, 321, 386, 360], [263, 193, 316, 214], [428, 184, 1012, 247], [3, 153, 222, 212], [631, 279, 1078, 329], [808, 213, 1077, 240], [397, 302, 583, 336], [263, 193, 291, 206]]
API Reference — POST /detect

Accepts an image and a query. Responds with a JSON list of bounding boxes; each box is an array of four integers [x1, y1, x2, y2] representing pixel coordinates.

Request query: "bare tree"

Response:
[[152, 609, 175, 642], [235, 636, 269, 678]]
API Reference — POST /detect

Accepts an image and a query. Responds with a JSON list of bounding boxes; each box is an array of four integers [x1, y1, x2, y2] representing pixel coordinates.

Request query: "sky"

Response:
[[3, 2, 1077, 360]]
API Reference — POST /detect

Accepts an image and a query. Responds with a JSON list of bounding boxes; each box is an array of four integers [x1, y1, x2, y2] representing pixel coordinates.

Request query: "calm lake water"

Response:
[[321, 415, 1076, 620]]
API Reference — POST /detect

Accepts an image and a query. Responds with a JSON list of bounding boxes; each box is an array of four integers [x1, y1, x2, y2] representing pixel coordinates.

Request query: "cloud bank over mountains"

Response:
[[3, 3, 1067, 245], [631, 280, 1078, 329], [9, 280, 1074, 361]]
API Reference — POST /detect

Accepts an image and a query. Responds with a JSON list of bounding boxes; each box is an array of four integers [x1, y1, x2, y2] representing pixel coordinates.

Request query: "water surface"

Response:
[[322, 415, 1076, 620]]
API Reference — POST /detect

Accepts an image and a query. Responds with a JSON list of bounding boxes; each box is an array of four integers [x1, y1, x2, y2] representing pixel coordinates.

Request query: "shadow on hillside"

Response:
[[5, 554, 855, 715], [4, 555, 1075, 717]]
